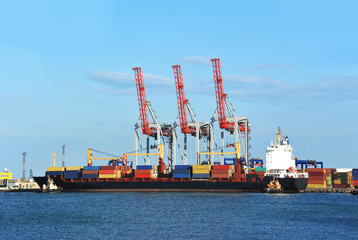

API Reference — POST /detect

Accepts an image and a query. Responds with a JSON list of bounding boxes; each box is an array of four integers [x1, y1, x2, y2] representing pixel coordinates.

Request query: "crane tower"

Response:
[[133, 67, 173, 168], [211, 58, 250, 166], [172, 65, 212, 165]]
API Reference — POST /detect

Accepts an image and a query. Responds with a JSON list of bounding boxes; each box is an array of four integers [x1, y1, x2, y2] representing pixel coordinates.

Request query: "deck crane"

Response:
[[133, 67, 173, 171], [172, 65, 212, 165], [210, 58, 251, 167]]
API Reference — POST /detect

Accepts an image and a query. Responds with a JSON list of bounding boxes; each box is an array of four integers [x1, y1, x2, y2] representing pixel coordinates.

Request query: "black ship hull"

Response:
[[33, 176, 48, 190], [264, 176, 308, 192], [34, 176, 267, 193]]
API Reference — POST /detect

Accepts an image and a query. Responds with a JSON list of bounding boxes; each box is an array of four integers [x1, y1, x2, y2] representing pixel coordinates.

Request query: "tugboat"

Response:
[[265, 177, 282, 193], [264, 127, 308, 192], [35, 177, 61, 193]]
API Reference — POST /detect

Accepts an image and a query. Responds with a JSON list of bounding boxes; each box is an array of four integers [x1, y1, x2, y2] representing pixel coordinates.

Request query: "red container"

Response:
[[211, 169, 230, 174], [308, 180, 325, 184], [100, 166, 120, 170], [332, 184, 349, 188], [352, 180, 358, 186], [82, 170, 98, 175], [99, 170, 116, 174], [308, 172, 325, 176], [306, 168, 325, 172], [135, 174, 152, 178], [211, 174, 230, 178], [309, 176, 325, 181], [212, 165, 232, 170], [135, 169, 152, 174]]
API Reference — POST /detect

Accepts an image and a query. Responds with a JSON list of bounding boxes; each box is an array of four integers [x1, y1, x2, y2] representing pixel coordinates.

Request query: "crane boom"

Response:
[[172, 65, 190, 134], [211, 58, 234, 130], [133, 67, 150, 135]]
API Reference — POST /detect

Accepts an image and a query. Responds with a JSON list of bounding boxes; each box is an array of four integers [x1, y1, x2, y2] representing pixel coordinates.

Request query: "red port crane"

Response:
[[210, 58, 250, 166], [172, 65, 211, 164], [132, 67, 173, 169]]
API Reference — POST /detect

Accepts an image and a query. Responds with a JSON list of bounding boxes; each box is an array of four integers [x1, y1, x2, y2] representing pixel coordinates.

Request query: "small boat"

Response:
[[35, 177, 62, 193], [265, 178, 282, 193], [351, 186, 358, 195]]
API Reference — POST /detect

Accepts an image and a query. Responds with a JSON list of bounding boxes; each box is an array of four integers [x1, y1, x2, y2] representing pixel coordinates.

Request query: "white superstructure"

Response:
[[265, 127, 308, 178], [266, 136, 295, 171]]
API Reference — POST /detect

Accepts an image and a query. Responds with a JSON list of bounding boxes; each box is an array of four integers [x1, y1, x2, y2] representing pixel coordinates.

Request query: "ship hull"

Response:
[[263, 176, 308, 192], [36, 176, 267, 193]]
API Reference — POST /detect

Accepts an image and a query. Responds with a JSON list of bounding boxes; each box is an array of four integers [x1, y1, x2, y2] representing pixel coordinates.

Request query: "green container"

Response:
[[255, 167, 266, 172]]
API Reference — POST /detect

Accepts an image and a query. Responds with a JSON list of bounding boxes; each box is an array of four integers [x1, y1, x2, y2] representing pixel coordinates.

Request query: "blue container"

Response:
[[173, 173, 191, 178], [82, 174, 98, 179], [173, 169, 191, 174], [46, 171, 63, 176], [84, 166, 101, 170], [64, 171, 80, 179], [192, 173, 210, 179], [136, 165, 153, 170], [175, 165, 192, 170]]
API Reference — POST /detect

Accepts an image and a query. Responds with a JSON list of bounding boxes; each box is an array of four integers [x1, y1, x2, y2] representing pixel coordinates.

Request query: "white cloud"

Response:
[[179, 56, 212, 65], [239, 63, 296, 72], [88, 70, 172, 87]]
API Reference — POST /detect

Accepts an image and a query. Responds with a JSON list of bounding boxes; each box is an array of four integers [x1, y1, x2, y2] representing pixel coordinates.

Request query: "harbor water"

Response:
[[1, 192, 357, 239]]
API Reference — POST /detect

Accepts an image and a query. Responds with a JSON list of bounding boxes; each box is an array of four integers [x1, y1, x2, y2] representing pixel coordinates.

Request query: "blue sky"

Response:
[[1, 1, 358, 177]]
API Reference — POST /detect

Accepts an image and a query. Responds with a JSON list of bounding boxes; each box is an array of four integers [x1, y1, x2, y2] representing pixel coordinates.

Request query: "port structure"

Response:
[[210, 58, 251, 167], [172, 65, 212, 165], [133, 67, 173, 169]]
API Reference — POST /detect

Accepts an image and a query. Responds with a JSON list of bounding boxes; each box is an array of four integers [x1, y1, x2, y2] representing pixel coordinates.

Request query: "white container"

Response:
[[336, 168, 352, 173]]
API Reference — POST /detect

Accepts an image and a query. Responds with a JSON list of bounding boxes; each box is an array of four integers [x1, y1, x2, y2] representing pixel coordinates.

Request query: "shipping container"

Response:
[[100, 166, 121, 170], [192, 165, 211, 170], [174, 165, 192, 170], [82, 174, 98, 179], [211, 169, 231, 174], [192, 174, 210, 179], [336, 168, 353, 173], [46, 167, 65, 172], [84, 166, 101, 170], [136, 165, 153, 170], [99, 174, 116, 179], [211, 174, 231, 178], [192, 169, 211, 174], [307, 184, 326, 188], [82, 170, 98, 175], [173, 169, 191, 174], [212, 165, 233, 170], [254, 167, 266, 172], [66, 166, 83, 171], [46, 171, 63, 176], [135, 174, 153, 178], [173, 173, 190, 178], [99, 170, 116, 174], [64, 171, 80, 179]]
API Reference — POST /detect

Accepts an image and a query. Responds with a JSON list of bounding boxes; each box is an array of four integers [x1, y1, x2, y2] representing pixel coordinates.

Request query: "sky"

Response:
[[1, 0, 358, 177]]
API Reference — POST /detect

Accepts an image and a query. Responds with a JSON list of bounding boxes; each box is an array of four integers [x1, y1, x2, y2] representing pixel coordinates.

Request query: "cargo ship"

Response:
[[263, 127, 308, 192], [34, 156, 267, 193], [33, 128, 309, 193]]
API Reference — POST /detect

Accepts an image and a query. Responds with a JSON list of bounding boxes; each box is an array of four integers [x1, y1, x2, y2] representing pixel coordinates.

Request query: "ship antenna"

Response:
[[275, 127, 281, 145]]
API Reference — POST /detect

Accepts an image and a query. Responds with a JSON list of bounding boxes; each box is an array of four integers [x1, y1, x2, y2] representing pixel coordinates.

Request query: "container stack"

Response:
[[307, 168, 328, 188], [192, 165, 211, 179], [46, 167, 65, 176], [118, 166, 133, 175], [64, 166, 83, 179], [211, 165, 234, 179], [135, 165, 155, 178], [99, 166, 121, 179], [82, 166, 100, 179], [353, 169, 358, 187], [333, 169, 353, 188], [251, 167, 266, 180], [173, 165, 191, 178]]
